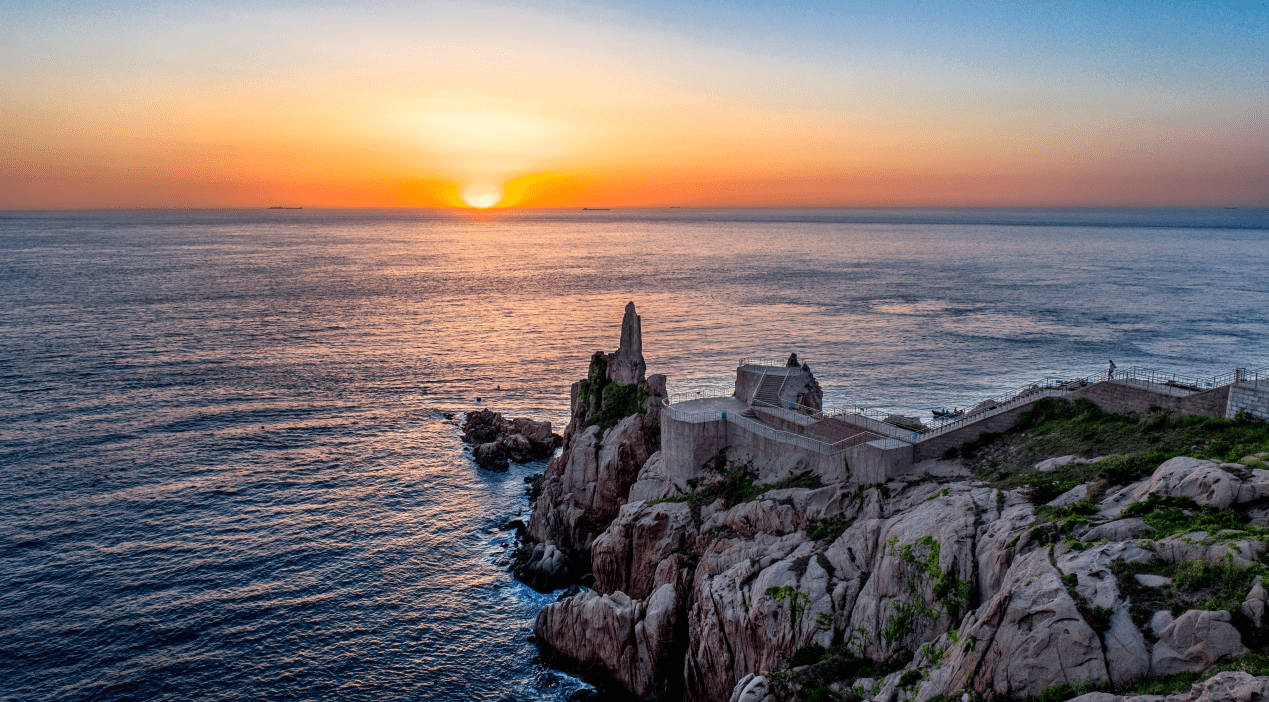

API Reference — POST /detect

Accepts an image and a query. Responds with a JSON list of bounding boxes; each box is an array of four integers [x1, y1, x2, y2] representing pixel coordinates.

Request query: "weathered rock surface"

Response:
[[461, 409, 561, 470], [535, 582, 684, 700], [593, 500, 696, 599], [922, 547, 1109, 700], [1151, 610, 1246, 676], [1084, 518, 1149, 542], [1102, 458, 1243, 519], [728, 674, 774, 702], [1242, 577, 1266, 629]]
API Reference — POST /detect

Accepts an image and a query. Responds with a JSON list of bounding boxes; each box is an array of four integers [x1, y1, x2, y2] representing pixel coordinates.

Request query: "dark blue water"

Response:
[[1, 208, 1267, 700]]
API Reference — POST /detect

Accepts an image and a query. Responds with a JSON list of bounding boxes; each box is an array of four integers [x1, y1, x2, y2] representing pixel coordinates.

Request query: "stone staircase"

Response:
[[752, 373, 785, 407]]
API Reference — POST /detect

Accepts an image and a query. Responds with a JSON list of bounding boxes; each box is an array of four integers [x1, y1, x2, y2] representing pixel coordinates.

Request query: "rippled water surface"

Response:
[[2, 208, 1267, 700]]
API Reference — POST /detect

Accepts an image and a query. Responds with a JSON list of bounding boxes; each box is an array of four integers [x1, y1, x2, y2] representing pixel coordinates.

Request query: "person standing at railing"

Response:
[[1107, 359, 1116, 382]]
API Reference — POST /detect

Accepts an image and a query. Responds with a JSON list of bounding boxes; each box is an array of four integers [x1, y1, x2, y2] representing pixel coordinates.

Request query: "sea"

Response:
[[1, 208, 1267, 701]]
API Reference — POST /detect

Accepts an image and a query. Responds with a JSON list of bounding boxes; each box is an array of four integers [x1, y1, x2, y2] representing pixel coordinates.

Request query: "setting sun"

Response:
[[462, 185, 503, 209]]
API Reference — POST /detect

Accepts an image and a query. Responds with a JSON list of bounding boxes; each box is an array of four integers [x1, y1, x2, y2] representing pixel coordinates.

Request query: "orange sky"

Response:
[[1, 1, 1266, 209]]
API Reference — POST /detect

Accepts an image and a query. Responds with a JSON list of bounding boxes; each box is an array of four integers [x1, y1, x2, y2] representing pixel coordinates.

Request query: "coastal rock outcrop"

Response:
[[461, 409, 561, 471], [514, 302, 666, 591], [519, 306, 1266, 702]]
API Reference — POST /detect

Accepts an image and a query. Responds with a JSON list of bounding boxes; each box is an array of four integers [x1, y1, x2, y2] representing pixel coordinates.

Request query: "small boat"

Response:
[[932, 408, 964, 419]]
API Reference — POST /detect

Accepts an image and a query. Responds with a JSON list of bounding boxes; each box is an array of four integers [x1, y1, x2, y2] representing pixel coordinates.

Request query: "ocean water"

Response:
[[1, 207, 1267, 700]]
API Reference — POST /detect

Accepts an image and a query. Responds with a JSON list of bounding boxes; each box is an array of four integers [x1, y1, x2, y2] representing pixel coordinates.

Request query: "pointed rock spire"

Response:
[[608, 301, 645, 386]]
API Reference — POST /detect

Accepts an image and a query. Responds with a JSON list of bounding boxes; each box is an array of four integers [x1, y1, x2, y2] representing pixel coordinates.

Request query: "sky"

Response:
[[1, 0, 1266, 209]]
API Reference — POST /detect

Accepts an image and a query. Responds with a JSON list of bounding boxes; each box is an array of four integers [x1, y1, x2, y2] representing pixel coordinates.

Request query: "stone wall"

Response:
[[662, 413, 730, 477], [913, 399, 1050, 461], [1228, 383, 1269, 420], [724, 421, 847, 484], [1069, 381, 1229, 418], [849, 439, 913, 483], [734, 366, 764, 405]]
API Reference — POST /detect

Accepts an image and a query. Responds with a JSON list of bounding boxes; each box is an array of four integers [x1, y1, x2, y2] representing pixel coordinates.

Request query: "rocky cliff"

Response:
[[520, 309, 1269, 702], [514, 302, 666, 592]]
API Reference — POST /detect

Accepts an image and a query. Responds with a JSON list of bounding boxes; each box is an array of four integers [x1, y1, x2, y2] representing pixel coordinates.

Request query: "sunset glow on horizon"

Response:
[[1, 1, 1266, 210]]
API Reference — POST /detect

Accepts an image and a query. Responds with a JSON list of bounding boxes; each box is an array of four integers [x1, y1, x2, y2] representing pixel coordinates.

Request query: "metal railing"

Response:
[[739, 357, 801, 369], [662, 395, 889, 454], [666, 387, 734, 405], [916, 387, 1071, 438], [1215, 365, 1269, 388]]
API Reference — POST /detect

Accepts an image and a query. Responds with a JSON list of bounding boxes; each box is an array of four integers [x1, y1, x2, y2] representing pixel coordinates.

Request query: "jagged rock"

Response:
[[1167, 671, 1269, 702], [975, 502, 1035, 597], [1069, 693, 1121, 702], [918, 548, 1108, 701], [592, 500, 696, 600], [760, 483, 860, 522], [1145, 458, 1242, 509], [1237, 470, 1269, 504], [1072, 672, 1269, 702], [1241, 576, 1266, 628], [519, 326, 665, 588], [462, 409, 561, 469], [475, 441, 510, 471], [535, 581, 683, 700], [629, 452, 686, 503], [728, 674, 774, 702], [515, 542, 574, 592], [1104, 603, 1151, 688], [1151, 609, 1246, 676], [609, 302, 646, 386], [684, 536, 833, 702], [1101, 457, 1243, 519], [701, 499, 798, 539], [1053, 542, 1151, 688]]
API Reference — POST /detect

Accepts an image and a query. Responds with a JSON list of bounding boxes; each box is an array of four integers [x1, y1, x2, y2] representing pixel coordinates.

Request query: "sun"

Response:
[[461, 185, 503, 209]]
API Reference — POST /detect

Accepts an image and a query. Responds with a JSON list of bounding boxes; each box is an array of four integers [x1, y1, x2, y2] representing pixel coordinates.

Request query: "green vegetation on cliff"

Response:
[[956, 398, 1269, 502], [577, 354, 648, 429]]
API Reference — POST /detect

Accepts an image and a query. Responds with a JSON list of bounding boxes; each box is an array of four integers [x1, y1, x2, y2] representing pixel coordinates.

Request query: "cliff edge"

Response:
[[519, 307, 1269, 702]]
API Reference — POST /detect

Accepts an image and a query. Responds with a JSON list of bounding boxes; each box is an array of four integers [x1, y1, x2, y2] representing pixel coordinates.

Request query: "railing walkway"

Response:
[[670, 360, 1266, 448]]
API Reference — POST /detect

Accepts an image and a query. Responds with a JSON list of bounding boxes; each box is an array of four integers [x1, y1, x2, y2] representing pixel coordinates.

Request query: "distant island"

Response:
[[267, 206, 302, 210]]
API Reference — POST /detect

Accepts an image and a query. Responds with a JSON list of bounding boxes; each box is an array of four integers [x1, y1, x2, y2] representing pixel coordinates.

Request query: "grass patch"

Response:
[[1120, 651, 1269, 696], [1029, 497, 1101, 545], [1112, 555, 1265, 619], [1015, 679, 1109, 702], [959, 398, 1269, 503], [1122, 494, 1267, 541]]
